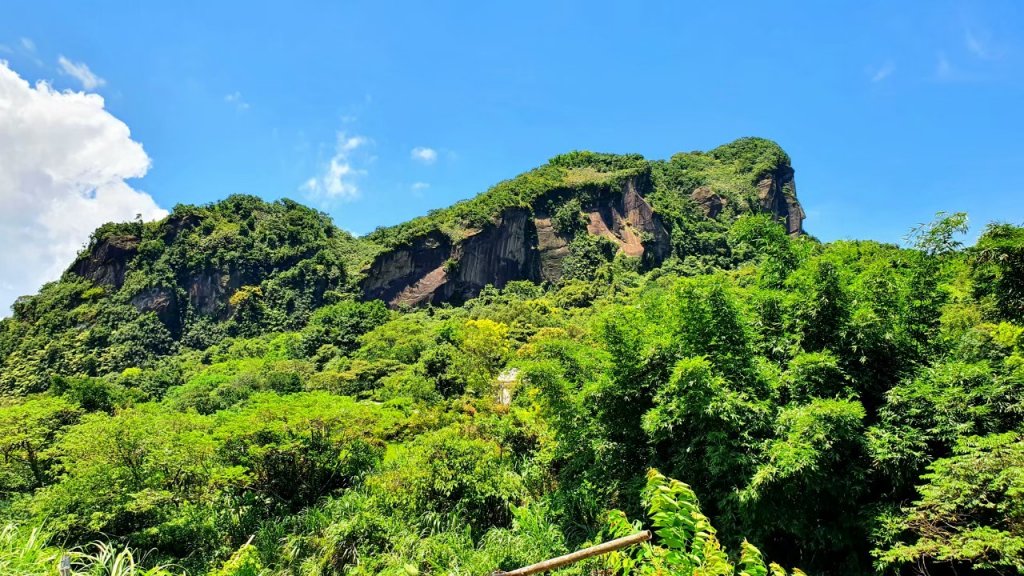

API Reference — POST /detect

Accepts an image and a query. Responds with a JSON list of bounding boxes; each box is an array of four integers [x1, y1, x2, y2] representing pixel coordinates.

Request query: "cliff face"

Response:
[[72, 238, 250, 331], [360, 174, 673, 307], [64, 195, 348, 336], [64, 139, 808, 319], [361, 231, 455, 307], [362, 209, 541, 307], [757, 165, 804, 235], [70, 235, 140, 289]]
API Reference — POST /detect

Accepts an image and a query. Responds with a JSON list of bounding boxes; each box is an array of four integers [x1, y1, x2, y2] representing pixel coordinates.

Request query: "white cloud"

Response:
[[224, 91, 250, 111], [869, 60, 895, 83], [410, 146, 437, 164], [0, 61, 167, 314], [936, 52, 955, 81], [20, 38, 35, 53], [411, 181, 430, 191], [301, 132, 369, 202], [965, 31, 986, 58], [57, 55, 106, 90], [339, 134, 367, 153], [964, 29, 999, 61]]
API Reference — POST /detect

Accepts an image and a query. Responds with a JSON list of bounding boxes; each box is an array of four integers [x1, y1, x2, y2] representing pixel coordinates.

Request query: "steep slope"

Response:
[[67, 195, 359, 335], [0, 196, 360, 391], [0, 137, 803, 390], [360, 170, 672, 306], [358, 137, 803, 306]]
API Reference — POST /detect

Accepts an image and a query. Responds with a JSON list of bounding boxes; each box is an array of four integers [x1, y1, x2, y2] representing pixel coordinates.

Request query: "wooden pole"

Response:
[[493, 530, 651, 576]]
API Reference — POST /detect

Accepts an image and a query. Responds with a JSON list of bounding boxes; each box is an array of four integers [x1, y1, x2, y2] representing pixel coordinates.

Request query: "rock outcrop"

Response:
[[362, 210, 541, 307], [533, 213, 571, 282], [691, 186, 728, 219], [188, 268, 248, 317], [757, 166, 804, 235], [360, 175, 672, 307], [130, 287, 179, 329], [70, 235, 140, 289], [361, 231, 455, 307], [62, 139, 808, 318]]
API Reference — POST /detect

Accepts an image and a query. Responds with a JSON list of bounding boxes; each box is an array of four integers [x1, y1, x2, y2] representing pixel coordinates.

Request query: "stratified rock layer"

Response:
[[360, 174, 673, 307]]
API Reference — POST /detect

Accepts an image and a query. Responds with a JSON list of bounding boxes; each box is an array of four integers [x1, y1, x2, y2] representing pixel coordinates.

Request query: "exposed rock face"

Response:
[[757, 166, 805, 235], [362, 210, 540, 307], [610, 175, 671, 264], [691, 186, 728, 219], [361, 176, 672, 307], [361, 232, 454, 307], [70, 235, 140, 289], [188, 268, 248, 317], [447, 208, 540, 303], [533, 214, 572, 282], [577, 176, 670, 263], [130, 287, 179, 329]]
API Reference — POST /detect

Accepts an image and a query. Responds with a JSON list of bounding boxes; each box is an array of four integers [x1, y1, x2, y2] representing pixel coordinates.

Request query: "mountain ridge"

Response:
[[0, 137, 802, 391], [6, 135, 1024, 576]]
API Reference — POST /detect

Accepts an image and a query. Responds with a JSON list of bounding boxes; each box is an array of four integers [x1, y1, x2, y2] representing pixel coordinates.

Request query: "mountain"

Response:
[[0, 138, 804, 392], [359, 137, 802, 307], [4, 136, 1024, 576]]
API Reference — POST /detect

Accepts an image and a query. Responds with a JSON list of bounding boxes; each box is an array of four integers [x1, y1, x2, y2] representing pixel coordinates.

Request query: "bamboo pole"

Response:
[[492, 530, 651, 576]]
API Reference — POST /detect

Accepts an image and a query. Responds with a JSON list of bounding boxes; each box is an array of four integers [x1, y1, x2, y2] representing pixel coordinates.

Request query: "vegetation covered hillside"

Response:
[[1, 139, 1023, 575], [0, 138, 800, 388]]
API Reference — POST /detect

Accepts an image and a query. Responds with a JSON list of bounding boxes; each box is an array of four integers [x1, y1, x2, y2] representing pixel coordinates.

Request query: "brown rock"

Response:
[[691, 186, 728, 219], [533, 214, 571, 282], [583, 175, 671, 263], [361, 231, 454, 307], [756, 166, 805, 235], [446, 207, 540, 302], [360, 175, 671, 308]]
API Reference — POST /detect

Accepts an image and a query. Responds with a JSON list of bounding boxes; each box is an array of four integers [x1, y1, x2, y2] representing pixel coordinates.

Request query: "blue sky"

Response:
[[1, 1, 1023, 308]]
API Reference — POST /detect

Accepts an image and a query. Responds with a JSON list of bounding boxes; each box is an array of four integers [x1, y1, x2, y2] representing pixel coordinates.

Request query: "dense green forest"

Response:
[[1, 138, 1023, 575]]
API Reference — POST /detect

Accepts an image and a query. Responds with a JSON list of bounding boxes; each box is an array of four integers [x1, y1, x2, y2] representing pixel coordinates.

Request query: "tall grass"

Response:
[[0, 523, 177, 576]]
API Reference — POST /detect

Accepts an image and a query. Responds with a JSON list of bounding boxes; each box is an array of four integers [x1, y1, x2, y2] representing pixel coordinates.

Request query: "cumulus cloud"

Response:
[[57, 55, 106, 90], [0, 61, 167, 314], [302, 132, 369, 202], [410, 146, 437, 164]]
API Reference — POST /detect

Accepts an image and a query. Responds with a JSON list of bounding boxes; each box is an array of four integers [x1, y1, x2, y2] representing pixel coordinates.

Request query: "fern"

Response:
[[602, 470, 803, 576]]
